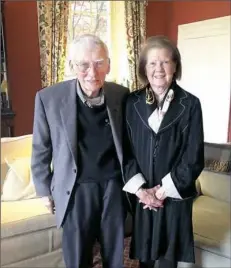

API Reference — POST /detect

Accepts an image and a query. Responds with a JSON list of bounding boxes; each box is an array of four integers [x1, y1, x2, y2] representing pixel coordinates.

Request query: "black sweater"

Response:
[[77, 97, 122, 183]]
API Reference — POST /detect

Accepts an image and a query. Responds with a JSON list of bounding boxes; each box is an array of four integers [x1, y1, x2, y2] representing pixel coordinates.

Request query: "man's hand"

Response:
[[41, 196, 55, 214], [136, 186, 164, 211]]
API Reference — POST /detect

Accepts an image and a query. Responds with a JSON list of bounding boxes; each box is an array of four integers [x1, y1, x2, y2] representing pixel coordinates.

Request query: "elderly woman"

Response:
[[123, 36, 204, 268]]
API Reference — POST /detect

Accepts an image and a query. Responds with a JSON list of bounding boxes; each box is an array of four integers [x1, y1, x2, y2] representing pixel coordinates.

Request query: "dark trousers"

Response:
[[140, 257, 178, 268], [62, 179, 125, 268]]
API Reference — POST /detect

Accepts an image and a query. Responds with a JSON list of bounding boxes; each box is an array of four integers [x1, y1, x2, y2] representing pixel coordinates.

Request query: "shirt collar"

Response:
[[76, 80, 105, 108]]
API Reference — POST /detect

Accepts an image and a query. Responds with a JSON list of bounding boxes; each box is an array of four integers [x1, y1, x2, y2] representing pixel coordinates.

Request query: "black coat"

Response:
[[125, 82, 204, 263]]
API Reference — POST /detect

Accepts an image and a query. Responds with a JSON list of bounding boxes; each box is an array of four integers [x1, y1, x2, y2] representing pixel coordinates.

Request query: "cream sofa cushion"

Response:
[[1, 157, 36, 201], [1, 135, 33, 186], [197, 170, 231, 203], [193, 195, 231, 259], [1, 199, 61, 267], [1, 198, 49, 225]]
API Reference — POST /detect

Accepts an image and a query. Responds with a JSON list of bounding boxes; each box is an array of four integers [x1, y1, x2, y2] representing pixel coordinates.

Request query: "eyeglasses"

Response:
[[75, 58, 109, 73]]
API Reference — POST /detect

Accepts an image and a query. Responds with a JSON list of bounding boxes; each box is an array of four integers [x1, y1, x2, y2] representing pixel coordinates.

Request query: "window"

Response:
[[64, 1, 110, 80], [64, 1, 129, 86]]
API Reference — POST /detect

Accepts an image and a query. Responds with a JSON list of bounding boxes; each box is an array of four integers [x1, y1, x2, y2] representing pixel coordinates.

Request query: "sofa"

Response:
[[192, 169, 231, 268], [1, 135, 64, 267], [1, 135, 231, 268], [191, 142, 231, 268], [0, 134, 136, 268]]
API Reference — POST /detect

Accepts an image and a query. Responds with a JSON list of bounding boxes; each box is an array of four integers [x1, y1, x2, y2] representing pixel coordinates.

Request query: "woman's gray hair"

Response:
[[138, 35, 182, 86], [69, 34, 109, 70]]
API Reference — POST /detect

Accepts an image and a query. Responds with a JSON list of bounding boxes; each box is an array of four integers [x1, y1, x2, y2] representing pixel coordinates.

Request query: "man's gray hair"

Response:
[[69, 34, 109, 70]]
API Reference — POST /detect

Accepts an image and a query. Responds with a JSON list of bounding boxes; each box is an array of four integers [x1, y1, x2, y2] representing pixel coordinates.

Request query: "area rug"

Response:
[[92, 237, 139, 268]]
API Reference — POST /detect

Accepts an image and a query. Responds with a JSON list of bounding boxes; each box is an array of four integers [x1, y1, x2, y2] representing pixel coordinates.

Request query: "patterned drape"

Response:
[[37, 1, 69, 87], [125, 0, 147, 91]]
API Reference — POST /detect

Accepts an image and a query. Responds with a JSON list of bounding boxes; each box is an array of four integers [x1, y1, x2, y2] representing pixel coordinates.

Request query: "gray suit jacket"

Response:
[[31, 79, 136, 228]]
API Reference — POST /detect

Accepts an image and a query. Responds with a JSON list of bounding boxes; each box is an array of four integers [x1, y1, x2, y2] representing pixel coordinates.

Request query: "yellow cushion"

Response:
[[1, 157, 36, 201], [197, 170, 231, 203], [1, 198, 49, 224], [193, 195, 231, 258], [1, 135, 33, 184]]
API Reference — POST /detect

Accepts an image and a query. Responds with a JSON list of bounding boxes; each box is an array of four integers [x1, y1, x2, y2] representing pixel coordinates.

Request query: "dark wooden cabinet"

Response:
[[1, 1, 15, 137], [1, 109, 15, 137]]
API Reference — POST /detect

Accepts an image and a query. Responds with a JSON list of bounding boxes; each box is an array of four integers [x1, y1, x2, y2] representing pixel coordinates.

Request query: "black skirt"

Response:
[[129, 196, 195, 263]]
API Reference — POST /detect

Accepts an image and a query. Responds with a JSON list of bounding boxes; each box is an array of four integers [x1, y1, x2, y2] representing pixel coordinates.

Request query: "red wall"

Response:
[[147, 1, 231, 141], [147, 1, 231, 42], [4, 1, 41, 136], [168, 1, 231, 43], [146, 1, 170, 38]]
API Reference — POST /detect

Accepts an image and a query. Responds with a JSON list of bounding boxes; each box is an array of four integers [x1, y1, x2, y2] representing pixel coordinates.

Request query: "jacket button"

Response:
[[73, 169, 76, 173], [66, 191, 70, 195]]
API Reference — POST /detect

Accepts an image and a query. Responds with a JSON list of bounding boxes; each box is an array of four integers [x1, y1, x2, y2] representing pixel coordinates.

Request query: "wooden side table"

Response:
[[1, 108, 15, 137]]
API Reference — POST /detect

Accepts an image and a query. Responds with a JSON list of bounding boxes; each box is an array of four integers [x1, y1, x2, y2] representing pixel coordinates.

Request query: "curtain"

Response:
[[125, 0, 147, 91], [37, 1, 69, 87]]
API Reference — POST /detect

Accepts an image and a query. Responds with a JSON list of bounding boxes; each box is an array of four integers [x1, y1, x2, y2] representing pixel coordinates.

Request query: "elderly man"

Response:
[[31, 34, 163, 268]]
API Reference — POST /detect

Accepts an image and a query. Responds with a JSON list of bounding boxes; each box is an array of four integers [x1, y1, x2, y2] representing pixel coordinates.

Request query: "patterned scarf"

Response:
[[146, 85, 174, 133]]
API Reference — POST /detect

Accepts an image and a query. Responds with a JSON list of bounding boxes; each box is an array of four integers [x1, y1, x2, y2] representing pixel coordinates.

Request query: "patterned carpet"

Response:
[[92, 237, 139, 268]]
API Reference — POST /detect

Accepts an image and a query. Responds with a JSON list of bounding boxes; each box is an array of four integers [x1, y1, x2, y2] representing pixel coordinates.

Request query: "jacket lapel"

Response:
[[134, 90, 154, 131], [104, 83, 123, 164], [133, 84, 188, 134], [60, 80, 78, 166], [158, 84, 187, 133]]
